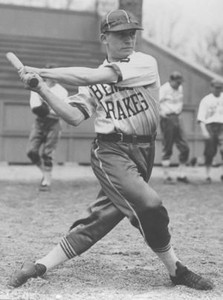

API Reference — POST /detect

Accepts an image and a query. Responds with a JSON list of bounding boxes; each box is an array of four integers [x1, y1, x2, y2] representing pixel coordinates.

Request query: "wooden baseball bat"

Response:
[[6, 52, 39, 88]]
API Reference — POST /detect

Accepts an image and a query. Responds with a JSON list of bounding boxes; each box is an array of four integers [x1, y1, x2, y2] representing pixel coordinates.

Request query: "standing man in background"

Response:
[[197, 79, 223, 183], [27, 66, 68, 191], [159, 71, 190, 184]]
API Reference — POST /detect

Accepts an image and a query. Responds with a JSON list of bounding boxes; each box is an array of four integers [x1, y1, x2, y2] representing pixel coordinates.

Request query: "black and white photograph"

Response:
[[0, 0, 223, 299]]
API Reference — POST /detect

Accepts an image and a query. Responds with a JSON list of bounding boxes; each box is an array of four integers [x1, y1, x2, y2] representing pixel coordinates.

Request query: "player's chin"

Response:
[[121, 48, 133, 57]]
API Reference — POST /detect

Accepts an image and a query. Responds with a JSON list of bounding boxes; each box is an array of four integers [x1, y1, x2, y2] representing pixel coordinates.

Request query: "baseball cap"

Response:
[[100, 9, 143, 33], [169, 71, 183, 82]]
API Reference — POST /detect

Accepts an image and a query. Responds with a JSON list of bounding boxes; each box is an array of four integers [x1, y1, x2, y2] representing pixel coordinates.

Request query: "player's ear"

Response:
[[100, 33, 108, 45]]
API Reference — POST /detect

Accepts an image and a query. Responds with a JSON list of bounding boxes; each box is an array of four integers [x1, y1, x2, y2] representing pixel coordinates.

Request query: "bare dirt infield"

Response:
[[0, 163, 222, 300]]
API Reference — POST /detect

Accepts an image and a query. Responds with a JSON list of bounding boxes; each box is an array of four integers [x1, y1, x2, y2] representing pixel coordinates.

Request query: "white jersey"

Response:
[[67, 51, 160, 135], [30, 83, 68, 118], [159, 82, 183, 116], [197, 92, 223, 124]]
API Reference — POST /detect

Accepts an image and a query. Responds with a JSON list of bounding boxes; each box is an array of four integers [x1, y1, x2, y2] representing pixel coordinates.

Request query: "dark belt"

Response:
[[97, 133, 156, 143], [165, 113, 180, 117]]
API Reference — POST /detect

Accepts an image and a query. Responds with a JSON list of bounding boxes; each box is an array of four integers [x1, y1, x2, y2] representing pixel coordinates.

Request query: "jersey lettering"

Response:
[[89, 84, 149, 120], [101, 92, 149, 120], [89, 83, 134, 101]]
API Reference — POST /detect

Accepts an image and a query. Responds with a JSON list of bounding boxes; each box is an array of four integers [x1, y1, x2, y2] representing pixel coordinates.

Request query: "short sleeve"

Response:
[[104, 52, 159, 88], [197, 98, 207, 123], [29, 91, 43, 109], [66, 86, 96, 119]]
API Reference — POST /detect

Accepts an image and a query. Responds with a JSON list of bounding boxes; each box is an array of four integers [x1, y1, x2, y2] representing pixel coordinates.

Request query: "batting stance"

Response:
[[8, 10, 213, 290]]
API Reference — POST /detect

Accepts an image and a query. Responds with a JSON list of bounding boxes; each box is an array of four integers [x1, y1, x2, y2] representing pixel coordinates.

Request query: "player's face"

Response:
[[170, 79, 182, 90], [211, 85, 222, 97], [101, 30, 137, 61]]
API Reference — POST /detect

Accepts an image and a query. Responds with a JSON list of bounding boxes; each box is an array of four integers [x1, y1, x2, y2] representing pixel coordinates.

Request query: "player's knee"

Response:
[[27, 149, 40, 165], [42, 154, 53, 168], [146, 189, 162, 208]]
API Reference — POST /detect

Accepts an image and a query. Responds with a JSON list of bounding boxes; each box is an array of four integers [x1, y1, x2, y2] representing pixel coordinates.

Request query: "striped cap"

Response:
[[100, 9, 143, 33]]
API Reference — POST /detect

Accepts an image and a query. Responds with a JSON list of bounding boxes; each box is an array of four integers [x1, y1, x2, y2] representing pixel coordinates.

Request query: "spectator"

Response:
[[159, 71, 190, 184], [197, 78, 223, 183], [27, 68, 68, 191]]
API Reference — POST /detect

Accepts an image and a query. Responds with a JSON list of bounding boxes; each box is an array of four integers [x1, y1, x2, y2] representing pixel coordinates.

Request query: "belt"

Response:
[[97, 133, 156, 143], [165, 113, 180, 117]]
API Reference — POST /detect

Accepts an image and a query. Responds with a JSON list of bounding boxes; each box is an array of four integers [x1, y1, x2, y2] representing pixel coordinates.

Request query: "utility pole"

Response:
[[119, 0, 143, 49]]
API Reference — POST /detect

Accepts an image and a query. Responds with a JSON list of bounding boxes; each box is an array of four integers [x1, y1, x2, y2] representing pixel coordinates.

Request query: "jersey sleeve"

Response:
[[104, 52, 160, 88], [29, 91, 43, 109], [197, 97, 207, 123], [159, 83, 168, 101], [66, 86, 96, 119]]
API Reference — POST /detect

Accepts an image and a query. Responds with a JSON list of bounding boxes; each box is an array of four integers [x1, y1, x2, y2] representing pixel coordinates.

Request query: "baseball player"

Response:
[[27, 71, 68, 191], [8, 10, 213, 290], [197, 78, 223, 183], [159, 72, 190, 184]]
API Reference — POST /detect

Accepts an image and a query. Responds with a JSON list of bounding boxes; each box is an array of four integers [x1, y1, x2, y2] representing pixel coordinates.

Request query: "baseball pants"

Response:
[[160, 114, 189, 163], [204, 123, 223, 166], [60, 138, 171, 258], [26, 117, 61, 170]]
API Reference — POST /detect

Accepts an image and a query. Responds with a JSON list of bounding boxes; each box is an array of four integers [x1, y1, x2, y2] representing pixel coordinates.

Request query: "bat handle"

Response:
[[28, 77, 39, 88]]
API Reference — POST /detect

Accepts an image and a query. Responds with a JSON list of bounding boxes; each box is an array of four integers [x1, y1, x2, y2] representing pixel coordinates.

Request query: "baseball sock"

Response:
[[35, 244, 69, 271], [205, 165, 211, 178], [155, 246, 180, 276], [162, 160, 171, 179], [41, 170, 52, 186]]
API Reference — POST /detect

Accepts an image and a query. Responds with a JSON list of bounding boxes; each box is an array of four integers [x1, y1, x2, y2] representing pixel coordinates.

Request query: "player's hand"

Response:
[[19, 68, 45, 92], [23, 66, 41, 74]]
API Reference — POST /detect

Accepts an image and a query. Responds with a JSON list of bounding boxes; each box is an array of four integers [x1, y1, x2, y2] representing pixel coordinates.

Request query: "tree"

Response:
[[192, 27, 223, 76]]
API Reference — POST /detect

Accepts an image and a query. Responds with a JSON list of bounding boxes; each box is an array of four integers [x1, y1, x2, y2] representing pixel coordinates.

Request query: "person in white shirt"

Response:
[[159, 71, 190, 184], [27, 67, 68, 191], [197, 79, 223, 183]]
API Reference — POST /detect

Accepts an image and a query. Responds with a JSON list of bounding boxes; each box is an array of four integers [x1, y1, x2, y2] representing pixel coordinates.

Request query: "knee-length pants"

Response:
[[60, 139, 171, 258]]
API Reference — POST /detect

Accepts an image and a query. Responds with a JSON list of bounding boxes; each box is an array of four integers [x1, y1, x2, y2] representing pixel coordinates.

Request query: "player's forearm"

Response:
[[38, 86, 84, 126], [199, 121, 210, 138], [25, 65, 118, 86], [39, 67, 101, 86]]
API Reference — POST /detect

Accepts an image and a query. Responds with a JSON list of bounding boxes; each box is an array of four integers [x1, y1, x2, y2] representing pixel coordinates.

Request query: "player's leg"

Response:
[[91, 139, 213, 290], [204, 125, 218, 182], [174, 117, 190, 183], [26, 119, 44, 171], [40, 119, 61, 190], [8, 190, 124, 288], [219, 125, 223, 181], [160, 116, 175, 183], [91, 139, 171, 253], [35, 191, 124, 267]]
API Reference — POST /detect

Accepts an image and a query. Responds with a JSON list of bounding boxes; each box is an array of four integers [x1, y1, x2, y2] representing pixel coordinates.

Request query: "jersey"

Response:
[[159, 82, 183, 116], [197, 92, 223, 124], [30, 83, 68, 118], [67, 51, 160, 135]]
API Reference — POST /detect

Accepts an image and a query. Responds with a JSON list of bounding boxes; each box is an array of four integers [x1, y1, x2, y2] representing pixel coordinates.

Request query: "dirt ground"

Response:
[[0, 163, 223, 300]]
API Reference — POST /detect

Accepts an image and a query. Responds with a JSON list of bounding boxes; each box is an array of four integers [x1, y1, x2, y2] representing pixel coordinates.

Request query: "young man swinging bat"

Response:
[[7, 9, 213, 291]]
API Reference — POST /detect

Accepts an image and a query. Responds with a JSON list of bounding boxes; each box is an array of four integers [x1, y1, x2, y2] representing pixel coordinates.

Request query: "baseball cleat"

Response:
[[39, 184, 51, 192], [205, 177, 212, 184], [163, 177, 176, 185], [8, 262, 46, 288], [177, 176, 190, 184], [170, 261, 214, 290]]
